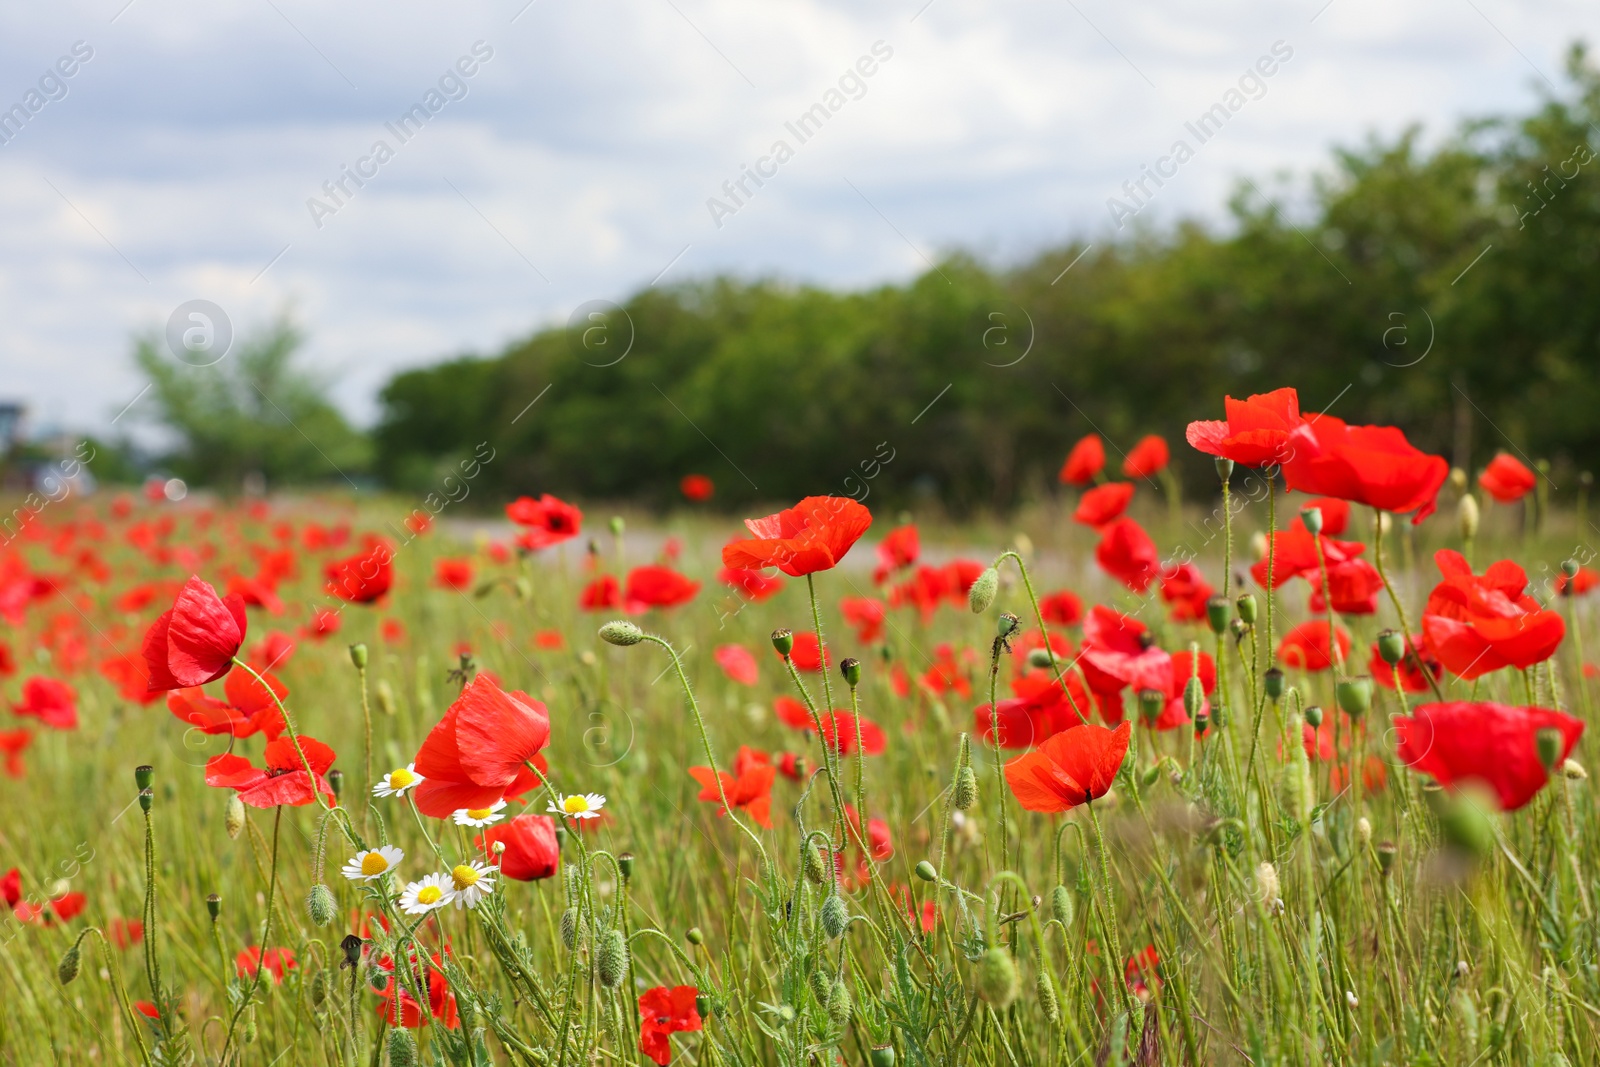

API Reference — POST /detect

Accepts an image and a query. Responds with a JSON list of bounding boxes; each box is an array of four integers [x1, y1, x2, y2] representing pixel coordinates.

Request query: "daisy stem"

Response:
[[406, 794, 449, 865], [991, 550, 1087, 725], [220, 805, 282, 1065], [1370, 508, 1445, 701]]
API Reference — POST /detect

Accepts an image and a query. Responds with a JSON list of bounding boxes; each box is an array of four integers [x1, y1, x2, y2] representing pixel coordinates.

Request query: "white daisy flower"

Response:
[[373, 764, 424, 798], [447, 860, 498, 909], [398, 873, 453, 915], [451, 799, 508, 827], [548, 792, 607, 819], [341, 845, 404, 882]]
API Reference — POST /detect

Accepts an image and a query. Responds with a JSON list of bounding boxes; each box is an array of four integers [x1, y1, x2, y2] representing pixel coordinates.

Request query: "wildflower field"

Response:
[[4, 387, 1599, 1067]]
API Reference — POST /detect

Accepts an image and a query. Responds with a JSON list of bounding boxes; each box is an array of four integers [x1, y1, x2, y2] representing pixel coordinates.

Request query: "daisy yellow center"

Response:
[[387, 769, 415, 789], [562, 796, 591, 814], [360, 853, 389, 876], [415, 885, 443, 905], [451, 865, 480, 890], [466, 807, 493, 820]]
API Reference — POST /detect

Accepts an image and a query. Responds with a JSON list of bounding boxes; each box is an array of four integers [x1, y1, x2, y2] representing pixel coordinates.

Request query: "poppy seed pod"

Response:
[[975, 947, 1020, 1008], [1563, 559, 1581, 580], [696, 993, 712, 1018], [1335, 676, 1373, 718], [997, 612, 1020, 640], [1205, 596, 1231, 635], [1263, 668, 1285, 701], [135, 765, 153, 790], [1214, 457, 1235, 482], [1304, 704, 1324, 729], [1036, 970, 1061, 1023], [686, 927, 704, 946], [608, 515, 625, 536], [207, 893, 222, 920], [327, 769, 343, 799], [307, 884, 336, 927], [1026, 648, 1054, 670], [1536, 727, 1564, 772], [387, 1028, 418, 1067], [1300, 506, 1323, 535], [953, 766, 979, 811], [869, 1046, 897, 1067], [1138, 688, 1165, 725], [1230, 618, 1249, 641], [348, 643, 368, 670], [968, 567, 1000, 614], [138, 788, 153, 813], [57, 940, 82, 985], [1458, 494, 1480, 540], [1193, 708, 1209, 736], [618, 852, 634, 882], [597, 928, 628, 988], [1376, 629, 1406, 666], [821, 893, 849, 939], [1049, 885, 1074, 927], [340, 933, 363, 968], [914, 860, 937, 882], [1236, 593, 1258, 625], [771, 629, 794, 657], [599, 620, 644, 646], [1377, 841, 1397, 875], [840, 658, 861, 688]]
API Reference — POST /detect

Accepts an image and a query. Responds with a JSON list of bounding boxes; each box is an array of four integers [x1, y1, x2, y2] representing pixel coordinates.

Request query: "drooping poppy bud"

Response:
[[599, 621, 644, 646], [57, 940, 82, 985], [387, 1029, 418, 1067], [975, 947, 1020, 1007], [560, 907, 578, 950], [1036, 970, 1060, 1023], [827, 980, 852, 1027], [803, 840, 828, 886], [954, 766, 978, 811], [348, 643, 368, 670], [597, 928, 628, 988], [1536, 727, 1564, 772], [820, 894, 849, 939], [968, 568, 999, 614], [686, 926, 705, 946], [1049, 885, 1074, 927], [306, 884, 336, 927], [1026, 648, 1054, 670]]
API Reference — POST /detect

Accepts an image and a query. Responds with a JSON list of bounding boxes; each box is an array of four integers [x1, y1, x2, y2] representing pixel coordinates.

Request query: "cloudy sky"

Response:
[[1, 0, 1594, 438]]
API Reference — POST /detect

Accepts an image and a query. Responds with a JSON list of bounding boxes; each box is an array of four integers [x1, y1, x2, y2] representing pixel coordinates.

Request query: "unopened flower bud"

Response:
[[1376, 629, 1405, 666], [138, 788, 153, 813], [559, 907, 578, 950], [1536, 727, 1564, 772], [57, 940, 82, 985], [1458, 493, 1480, 540], [968, 568, 999, 614], [1235, 593, 1257, 625], [770, 629, 794, 657], [1449, 466, 1467, 491], [840, 658, 861, 688], [1562, 559, 1580, 580], [348, 643, 368, 670], [914, 860, 937, 883], [1356, 816, 1371, 845], [1335, 676, 1373, 718], [686, 927, 704, 946], [828, 979, 852, 1027], [1049, 885, 1074, 927], [135, 765, 153, 790], [803, 840, 828, 885], [1254, 861, 1279, 904], [1304, 704, 1323, 728], [207, 893, 222, 920], [1300, 506, 1323, 535], [975, 947, 1020, 1007], [597, 928, 628, 988], [1263, 668, 1284, 701], [1036, 970, 1060, 1022], [387, 1028, 418, 1067], [821, 894, 849, 939], [997, 612, 1020, 640], [1183, 676, 1205, 720], [327, 768, 343, 799], [618, 852, 634, 882], [1026, 648, 1054, 670], [307, 883, 336, 927], [953, 766, 978, 811], [599, 620, 644, 646]]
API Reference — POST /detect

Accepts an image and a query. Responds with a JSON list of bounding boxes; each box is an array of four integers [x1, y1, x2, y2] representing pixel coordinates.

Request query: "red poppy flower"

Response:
[[976, 670, 1091, 748], [638, 985, 702, 1066], [478, 814, 560, 881], [580, 575, 623, 611], [1059, 434, 1105, 486], [1478, 452, 1537, 504], [1039, 590, 1083, 626], [718, 566, 784, 601], [0, 729, 32, 777], [1158, 561, 1214, 623], [722, 497, 871, 577], [1073, 483, 1135, 528], [107, 917, 144, 950], [1395, 701, 1582, 811], [533, 630, 565, 650], [236, 946, 297, 984], [133, 1001, 160, 1021], [624, 565, 700, 611], [714, 644, 759, 686], [380, 618, 406, 644], [412, 673, 551, 817], [249, 630, 297, 672], [205, 735, 337, 808], [1280, 416, 1448, 522], [920, 643, 974, 699], [1276, 620, 1351, 672], [306, 606, 341, 639], [507, 494, 583, 551], [324, 540, 394, 604], [142, 575, 247, 691], [1004, 721, 1130, 812], [1555, 567, 1600, 596], [1307, 557, 1384, 616], [1186, 387, 1303, 469], [1369, 635, 1442, 693], [376, 952, 460, 1029], [774, 695, 814, 731], [404, 511, 433, 536], [1122, 435, 1169, 479], [689, 745, 777, 828], [679, 474, 714, 502], [786, 632, 830, 672], [225, 573, 283, 615], [1421, 550, 1565, 680], [0, 640, 13, 677], [0, 867, 18, 909], [1079, 606, 1171, 701], [839, 596, 886, 643], [434, 558, 474, 591], [16, 890, 87, 924], [1094, 518, 1160, 594], [874, 524, 920, 583], [1125, 945, 1161, 997], [818, 711, 886, 756], [13, 676, 77, 730]]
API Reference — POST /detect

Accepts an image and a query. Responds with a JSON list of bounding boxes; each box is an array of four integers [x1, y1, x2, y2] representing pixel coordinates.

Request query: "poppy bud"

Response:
[[1026, 648, 1054, 670], [1236, 593, 1257, 625], [555, 824, 568, 848], [376, 680, 397, 717], [809, 967, 832, 1005], [1376, 629, 1405, 666], [307, 884, 336, 927], [609, 516, 625, 536], [914, 860, 937, 882], [1458, 494, 1480, 540], [559, 908, 578, 950], [1049, 885, 1074, 927], [597, 928, 628, 988], [1249, 531, 1269, 560], [1205, 596, 1231, 635], [869, 1046, 897, 1067], [1140, 763, 1160, 788], [997, 613, 1020, 640], [828, 980, 852, 1027], [1036, 970, 1061, 1023], [1356, 817, 1371, 846], [327, 769, 343, 799], [135, 765, 154, 790], [821, 894, 849, 939], [599, 620, 644, 646], [1536, 727, 1564, 772], [340, 933, 363, 968], [387, 1029, 418, 1067], [953, 766, 978, 811], [771, 629, 794, 657], [686, 926, 704, 945], [1304, 704, 1323, 729], [138, 788, 153, 813], [1335, 676, 1372, 718], [1564, 759, 1588, 781], [1300, 506, 1323, 535], [57, 940, 82, 985], [840, 658, 861, 688], [310, 970, 329, 1008], [244, 1007, 257, 1044], [696, 993, 712, 1018], [968, 568, 999, 614], [348, 643, 368, 670], [1377, 841, 1397, 875], [1183, 676, 1205, 720], [618, 852, 634, 883], [975, 947, 1020, 1008], [803, 841, 828, 885], [1138, 688, 1165, 725], [1449, 466, 1467, 491], [1214, 457, 1234, 482], [207, 893, 222, 920], [774, 1004, 797, 1025]]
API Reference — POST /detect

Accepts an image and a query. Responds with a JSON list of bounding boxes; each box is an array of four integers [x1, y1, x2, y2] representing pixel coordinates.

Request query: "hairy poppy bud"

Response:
[[1049, 885, 1074, 927], [375, 679, 397, 716], [597, 929, 628, 988], [1183, 676, 1205, 720], [840, 658, 861, 688], [1376, 629, 1405, 666], [1036, 970, 1060, 1022], [1536, 728, 1564, 772], [559, 908, 578, 950], [828, 980, 852, 1027], [387, 1028, 418, 1067], [327, 769, 343, 799], [869, 1046, 896, 1067], [803, 841, 828, 885], [975, 947, 1020, 1007], [953, 766, 978, 811], [914, 860, 937, 883], [207, 893, 222, 920], [1300, 506, 1323, 535], [1214, 457, 1234, 482], [820, 894, 849, 939], [348, 643, 368, 670], [1026, 648, 1054, 670], [1458, 494, 1480, 540], [771, 629, 794, 657], [809, 967, 831, 1004], [1304, 704, 1323, 729], [310, 970, 328, 1008], [1335, 676, 1372, 718], [135, 765, 153, 790], [599, 620, 644, 646], [686, 926, 704, 945], [1206, 596, 1231, 635], [1356, 816, 1371, 845], [1235, 593, 1257, 625], [244, 1006, 257, 1044], [997, 612, 1020, 640], [307, 884, 336, 927], [340, 933, 363, 968], [1263, 668, 1285, 702], [968, 568, 999, 614], [618, 852, 634, 882], [58, 940, 82, 985], [1138, 688, 1165, 725], [138, 787, 153, 813]]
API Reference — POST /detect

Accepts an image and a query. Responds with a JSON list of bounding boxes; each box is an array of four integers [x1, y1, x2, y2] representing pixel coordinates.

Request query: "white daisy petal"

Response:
[[399, 872, 454, 915], [451, 798, 508, 827], [548, 791, 608, 819], [447, 860, 499, 909], [341, 845, 404, 882], [373, 764, 424, 798]]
